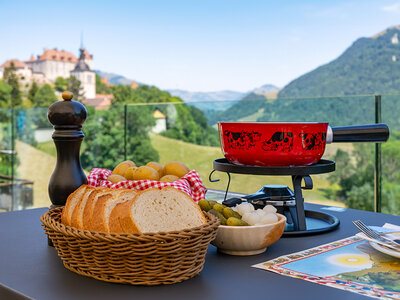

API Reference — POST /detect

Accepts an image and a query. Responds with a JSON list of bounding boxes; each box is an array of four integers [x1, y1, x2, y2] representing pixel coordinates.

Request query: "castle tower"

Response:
[[71, 48, 96, 99]]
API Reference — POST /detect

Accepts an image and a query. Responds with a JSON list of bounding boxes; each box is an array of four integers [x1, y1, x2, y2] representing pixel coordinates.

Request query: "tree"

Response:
[[3, 62, 22, 107], [109, 84, 219, 146], [27, 82, 39, 104], [33, 84, 56, 107], [67, 76, 84, 101], [81, 106, 159, 170], [327, 135, 400, 215], [55, 77, 68, 92], [95, 74, 111, 94], [0, 80, 11, 108]]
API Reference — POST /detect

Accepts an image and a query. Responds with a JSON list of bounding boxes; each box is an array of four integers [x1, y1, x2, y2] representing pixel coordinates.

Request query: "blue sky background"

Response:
[[2, 0, 400, 92]]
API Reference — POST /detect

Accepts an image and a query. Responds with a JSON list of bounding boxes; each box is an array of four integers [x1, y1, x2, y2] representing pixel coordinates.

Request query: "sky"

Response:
[[1, 0, 400, 92]]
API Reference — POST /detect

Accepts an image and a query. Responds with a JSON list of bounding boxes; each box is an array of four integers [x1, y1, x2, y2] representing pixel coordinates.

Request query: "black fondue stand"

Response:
[[210, 158, 340, 236], [47, 91, 88, 244]]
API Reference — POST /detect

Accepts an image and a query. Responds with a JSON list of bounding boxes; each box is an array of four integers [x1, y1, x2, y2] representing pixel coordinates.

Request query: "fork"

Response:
[[352, 220, 400, 251]]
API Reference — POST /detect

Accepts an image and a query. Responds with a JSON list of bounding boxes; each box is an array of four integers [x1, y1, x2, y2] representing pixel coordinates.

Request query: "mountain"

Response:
[[278, 25, 400, 98], [94, 70, 139, 86], [207, 92, 268, 125], [94, 68, 279, 111], [252, 84, 279, 95], [167, 89, 247, 103], [167, 85, 279, 112]]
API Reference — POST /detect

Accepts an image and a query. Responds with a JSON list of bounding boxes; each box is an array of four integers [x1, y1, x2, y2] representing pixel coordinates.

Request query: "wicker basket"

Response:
[[41, 207, 219, 285]]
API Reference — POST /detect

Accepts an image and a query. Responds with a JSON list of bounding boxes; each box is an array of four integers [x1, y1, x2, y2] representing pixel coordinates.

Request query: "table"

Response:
[[1, 204, 399, 300]]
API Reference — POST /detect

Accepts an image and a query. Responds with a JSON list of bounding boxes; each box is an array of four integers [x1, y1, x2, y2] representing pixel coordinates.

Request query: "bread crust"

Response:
[[109, 198, 138, 233], [117, 189, 150, 234], [61, 185, 88, 226]]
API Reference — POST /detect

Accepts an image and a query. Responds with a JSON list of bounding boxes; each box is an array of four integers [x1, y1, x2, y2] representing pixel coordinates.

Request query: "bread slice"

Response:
[[61, 185, 89, 226], [113, 187, 206, 234], [69, 186, 95, 229], [91, 189, 137, 232], [81, 187, 112, 230]]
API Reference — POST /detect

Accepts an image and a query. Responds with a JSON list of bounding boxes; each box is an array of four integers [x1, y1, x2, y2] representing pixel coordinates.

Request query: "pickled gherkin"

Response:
[[209, 209, 227, 225], [198, 199, 212, 212], [208, 200, 217, 207], [213, 203, 226, 214], [227, 217, 249, 226], [222, 207, 241, 219]]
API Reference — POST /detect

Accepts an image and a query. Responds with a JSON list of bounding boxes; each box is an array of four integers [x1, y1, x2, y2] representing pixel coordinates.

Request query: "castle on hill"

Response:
[[0, 47, 96, 99]]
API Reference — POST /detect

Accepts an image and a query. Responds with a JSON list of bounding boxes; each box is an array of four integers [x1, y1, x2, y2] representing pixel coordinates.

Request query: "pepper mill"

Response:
[[47, 91, 87, 244]]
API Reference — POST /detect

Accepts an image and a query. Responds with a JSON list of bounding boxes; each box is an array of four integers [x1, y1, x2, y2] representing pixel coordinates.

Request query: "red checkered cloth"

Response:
[[87, 168, 206, 202]]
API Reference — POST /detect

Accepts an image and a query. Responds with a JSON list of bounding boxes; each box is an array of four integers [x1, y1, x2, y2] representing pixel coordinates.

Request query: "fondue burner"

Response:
[[209, 158, 340, 236]]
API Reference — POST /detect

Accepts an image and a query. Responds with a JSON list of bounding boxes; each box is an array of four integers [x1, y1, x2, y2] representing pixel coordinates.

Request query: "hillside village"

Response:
[[0, 46, 138, 110]]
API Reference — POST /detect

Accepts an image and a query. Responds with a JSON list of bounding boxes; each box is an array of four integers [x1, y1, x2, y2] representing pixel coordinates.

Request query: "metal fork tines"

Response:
[[353, 220, 400, 251]]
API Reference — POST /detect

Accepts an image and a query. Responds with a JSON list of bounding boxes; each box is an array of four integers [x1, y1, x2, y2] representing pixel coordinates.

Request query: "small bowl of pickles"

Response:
[[198, 200, 286, 256]]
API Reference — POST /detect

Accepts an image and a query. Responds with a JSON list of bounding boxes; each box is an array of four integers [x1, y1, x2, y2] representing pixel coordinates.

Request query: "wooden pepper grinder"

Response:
[[47, 91, 87, 245]]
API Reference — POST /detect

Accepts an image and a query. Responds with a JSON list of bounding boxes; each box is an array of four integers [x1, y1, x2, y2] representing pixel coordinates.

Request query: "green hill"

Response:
[[207, 92, 268, 125], [279, 26, 400, 98]]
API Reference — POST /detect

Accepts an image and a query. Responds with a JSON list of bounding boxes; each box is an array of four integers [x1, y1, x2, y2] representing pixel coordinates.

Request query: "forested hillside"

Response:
[[279, 26, 400, 98], [207, 93, 268, 124]]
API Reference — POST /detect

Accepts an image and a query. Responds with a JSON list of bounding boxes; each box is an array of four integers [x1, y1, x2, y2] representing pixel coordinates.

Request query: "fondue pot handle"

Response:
[[326, 123, 389, 143]]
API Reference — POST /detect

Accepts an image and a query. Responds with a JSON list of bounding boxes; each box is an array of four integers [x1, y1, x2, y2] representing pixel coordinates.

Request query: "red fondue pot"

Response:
[[218, 122, 389, 167]]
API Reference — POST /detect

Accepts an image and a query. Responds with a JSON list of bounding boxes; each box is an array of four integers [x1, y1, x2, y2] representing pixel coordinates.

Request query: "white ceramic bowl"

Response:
[[211, 214, 286, 256]]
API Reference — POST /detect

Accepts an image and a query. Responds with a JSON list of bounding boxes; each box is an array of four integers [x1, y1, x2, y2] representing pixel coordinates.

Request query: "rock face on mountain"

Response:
[[278, 26, 400, 98]]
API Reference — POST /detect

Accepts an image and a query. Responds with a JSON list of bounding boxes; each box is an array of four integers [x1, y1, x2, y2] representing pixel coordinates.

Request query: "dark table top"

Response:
[[0, 204, 399, 300]]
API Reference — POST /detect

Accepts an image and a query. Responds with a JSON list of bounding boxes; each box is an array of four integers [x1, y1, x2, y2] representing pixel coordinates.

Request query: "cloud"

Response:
[[381, 2, 400, 13]]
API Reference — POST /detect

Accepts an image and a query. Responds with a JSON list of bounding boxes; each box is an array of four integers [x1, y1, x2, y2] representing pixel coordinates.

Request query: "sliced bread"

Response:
[[61, 185, 89, 226], [91, 189, 137, 232], [82, 187, 112, 230], [70, 186, 95, 229], [113, 187, 206, 234]]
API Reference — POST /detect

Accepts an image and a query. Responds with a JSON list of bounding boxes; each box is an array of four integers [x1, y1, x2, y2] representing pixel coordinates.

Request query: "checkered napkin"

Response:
[[87, 168, 206, 202]]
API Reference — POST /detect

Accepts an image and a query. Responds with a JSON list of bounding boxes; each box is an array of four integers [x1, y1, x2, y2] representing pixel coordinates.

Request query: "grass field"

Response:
[[32, 134, 347, 207]]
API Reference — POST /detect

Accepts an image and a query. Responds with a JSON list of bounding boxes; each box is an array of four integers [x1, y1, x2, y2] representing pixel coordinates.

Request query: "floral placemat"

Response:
[[253, 234, 400, 299]]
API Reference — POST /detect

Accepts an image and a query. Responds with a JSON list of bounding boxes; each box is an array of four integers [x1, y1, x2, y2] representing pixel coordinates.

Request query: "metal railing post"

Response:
[[11, 106, 15, 211], [124, 104, 127, 161], [374, 95, 382, 212]]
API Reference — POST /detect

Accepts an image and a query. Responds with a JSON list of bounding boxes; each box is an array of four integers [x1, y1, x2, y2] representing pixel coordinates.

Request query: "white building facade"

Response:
[[1, 47, 96, 99]]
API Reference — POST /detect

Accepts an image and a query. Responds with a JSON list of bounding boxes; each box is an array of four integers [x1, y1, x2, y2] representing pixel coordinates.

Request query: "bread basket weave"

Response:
[[41, 207, 219, 285]]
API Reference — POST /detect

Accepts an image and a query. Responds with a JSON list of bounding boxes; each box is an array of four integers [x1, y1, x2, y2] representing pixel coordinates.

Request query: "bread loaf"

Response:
[[62, 186, 206, 234]]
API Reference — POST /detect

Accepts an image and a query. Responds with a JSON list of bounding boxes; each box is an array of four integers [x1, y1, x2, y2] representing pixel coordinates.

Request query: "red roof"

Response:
[[36, 48, 78, 63], [82, 94, 113, 110], [1, 59, 27, 69]]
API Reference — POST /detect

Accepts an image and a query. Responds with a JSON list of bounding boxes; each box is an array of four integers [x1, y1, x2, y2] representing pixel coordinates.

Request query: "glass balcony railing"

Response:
[[0, 94, 398, 216]]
